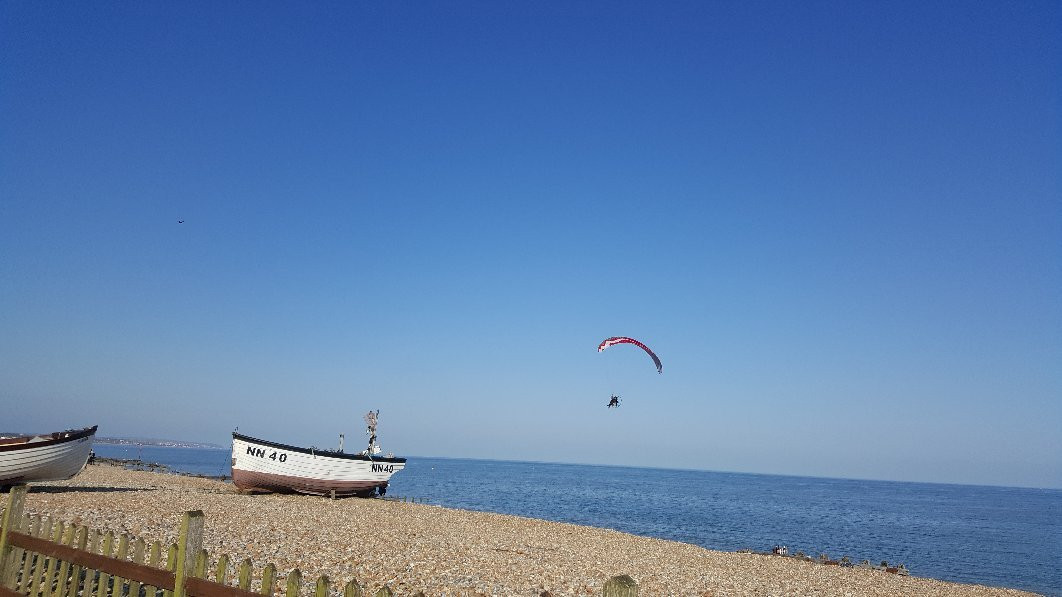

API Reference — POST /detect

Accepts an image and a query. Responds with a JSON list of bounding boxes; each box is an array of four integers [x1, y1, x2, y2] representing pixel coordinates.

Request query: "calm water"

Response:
[[91, 445, 1061, 596]]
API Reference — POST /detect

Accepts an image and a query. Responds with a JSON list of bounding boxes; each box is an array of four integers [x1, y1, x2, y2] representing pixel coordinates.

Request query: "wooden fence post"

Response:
[[163, 544, 179, 597], [128, 537, 147, 597], [342, 578, 363, 597], [83, 526, 99, 597], [174, 511, 205, 597], [0, 485, 28, 586], [237, 558, 253, 590], [285, 569, 302, 597], [314, 575, 330, 597], [94, 531, 115, 597], [66, 525, 89, 597], [260, 563, 277, 596], [14, 512, 37, 590], [40, 520, 65, 597], [112, 532, 130, 596], [603, 575, 638, 597], [214, 553, 230, 585]]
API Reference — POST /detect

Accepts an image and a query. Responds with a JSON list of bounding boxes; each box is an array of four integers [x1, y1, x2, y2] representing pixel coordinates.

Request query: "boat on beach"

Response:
[[230, 411, 405, 497], [0, 425, 98, 488]]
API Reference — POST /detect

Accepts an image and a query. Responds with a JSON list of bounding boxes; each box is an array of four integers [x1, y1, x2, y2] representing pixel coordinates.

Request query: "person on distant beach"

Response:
[[607, 395, 621, 408]]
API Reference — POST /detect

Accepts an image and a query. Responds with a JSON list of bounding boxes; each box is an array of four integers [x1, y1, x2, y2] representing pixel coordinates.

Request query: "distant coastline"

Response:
[[94, 437, 225, 450]]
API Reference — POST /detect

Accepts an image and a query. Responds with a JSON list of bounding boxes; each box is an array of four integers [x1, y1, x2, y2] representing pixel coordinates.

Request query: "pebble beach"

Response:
[[6, 463, 1040, 597]]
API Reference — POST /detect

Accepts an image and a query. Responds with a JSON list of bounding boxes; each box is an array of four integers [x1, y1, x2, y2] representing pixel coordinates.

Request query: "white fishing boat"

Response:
[[230, 411, 405, 497], [0, 425, 97, 488]]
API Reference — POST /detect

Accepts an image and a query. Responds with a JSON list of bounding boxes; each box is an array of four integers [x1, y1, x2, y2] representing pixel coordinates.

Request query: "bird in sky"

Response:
[[177, 220, 184, 224]]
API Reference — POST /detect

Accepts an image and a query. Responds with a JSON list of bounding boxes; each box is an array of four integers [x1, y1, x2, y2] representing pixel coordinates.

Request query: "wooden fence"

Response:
[[0, 486, 639, 597]]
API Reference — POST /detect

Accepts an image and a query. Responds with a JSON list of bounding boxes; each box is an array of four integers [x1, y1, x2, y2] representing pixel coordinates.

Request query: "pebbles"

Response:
[[10, 464, 1038, 597]]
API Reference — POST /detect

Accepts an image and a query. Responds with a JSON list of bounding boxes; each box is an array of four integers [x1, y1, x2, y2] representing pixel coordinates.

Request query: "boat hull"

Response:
[[0, 426, 97, 486], [231, 432, 405, 497]]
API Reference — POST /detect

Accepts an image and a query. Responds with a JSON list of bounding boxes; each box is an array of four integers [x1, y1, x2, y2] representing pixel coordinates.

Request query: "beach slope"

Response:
[[5, 464, 1039, 596]]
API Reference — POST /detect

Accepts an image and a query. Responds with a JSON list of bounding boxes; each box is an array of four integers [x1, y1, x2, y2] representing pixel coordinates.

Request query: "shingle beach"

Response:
[[8, 463, 1039, 597]]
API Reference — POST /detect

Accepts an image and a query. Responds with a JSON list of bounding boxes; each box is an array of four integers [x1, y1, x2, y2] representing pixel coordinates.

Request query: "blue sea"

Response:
[[91, 444, 1061, 596]]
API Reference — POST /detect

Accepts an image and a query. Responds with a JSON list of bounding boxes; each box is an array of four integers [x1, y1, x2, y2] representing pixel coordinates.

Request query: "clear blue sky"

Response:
[[2, 2, 1059, 489]]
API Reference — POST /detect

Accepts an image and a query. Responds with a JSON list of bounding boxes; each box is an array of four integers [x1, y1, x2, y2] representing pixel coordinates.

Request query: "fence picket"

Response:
[[112, 532, 130, 597], [0, 487, 28, 589], [314, 575, 328, 597], [15, 515, 40, 591], [64, 525, 89, 597], [193, 549, 208, 580], [25, 516, 53, 596], [284, 569, 301, 597], [83, 527, 100, 597], [95, 531, 115, 597], [341, 578, 362, 597], [237, 558, 252, 591], [143, 540, 162, 597], [128, 538, 146, 597], [48, 523, 75, 597], [43, 520, 66, 597], [214, 553, 229, 585], [163, 543, 178, 597], [259, 563, 276, 596], [9, 514, 31, 592], [603, 574, 639, 596]]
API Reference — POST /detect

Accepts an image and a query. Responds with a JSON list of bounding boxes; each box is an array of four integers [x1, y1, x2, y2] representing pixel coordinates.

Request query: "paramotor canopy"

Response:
[[598, 336, 662, 374]]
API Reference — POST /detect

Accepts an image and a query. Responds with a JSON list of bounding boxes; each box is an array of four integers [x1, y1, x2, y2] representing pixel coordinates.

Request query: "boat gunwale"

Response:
[[0, 426, 98, 453], [232, 432, 406, 464]]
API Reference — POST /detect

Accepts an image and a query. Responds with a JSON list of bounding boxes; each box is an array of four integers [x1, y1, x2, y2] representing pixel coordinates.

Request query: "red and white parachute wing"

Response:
[[597, 336, 662, 374]]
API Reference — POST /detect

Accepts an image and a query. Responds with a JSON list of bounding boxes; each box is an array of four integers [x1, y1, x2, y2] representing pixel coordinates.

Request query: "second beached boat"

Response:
[[230, 411, 405, 497], [0, 425, 98, 488]]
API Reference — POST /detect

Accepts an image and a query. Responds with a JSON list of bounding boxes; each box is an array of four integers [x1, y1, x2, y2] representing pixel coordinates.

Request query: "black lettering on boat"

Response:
[[248, 446, 267, 458], [371, 463, 394, 473]]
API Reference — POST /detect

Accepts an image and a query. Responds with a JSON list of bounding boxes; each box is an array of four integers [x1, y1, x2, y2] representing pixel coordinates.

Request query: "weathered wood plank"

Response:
[[58, 526, 83, 597], [259, 563, 276, 596], [0, 486, 28, 587], [7, 532, 176, 590], [49, 523, 76, 597], [25, 516, 54, 596], [15, 515, 42, 592], [215, 554, 230, 586], [194, 549, 208, 580], [112, 532, 131, 597], [174, 512, 204, 597], [70, 526, 89, 597], [1, 585, 27, 597], [8, 514, 31, 592], [341, 578, 362, 597], [603, 574, 638, 596], [143, 540, 163, 597], [42, 521, 67, 597], [236, 559, 252, 591], [163, 544, 178, 597], [186, 576, 268, 597], [128, 538, 147, 597], [284, 570, 300, 597], [314, 575, 329, 597], [95, 531, 115, 597], [83, 527, 101, 597]]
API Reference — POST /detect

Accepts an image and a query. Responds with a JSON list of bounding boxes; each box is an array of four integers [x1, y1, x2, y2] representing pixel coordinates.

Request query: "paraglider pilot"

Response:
[[607, 395, 621, 408]]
